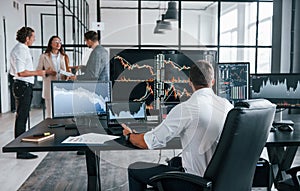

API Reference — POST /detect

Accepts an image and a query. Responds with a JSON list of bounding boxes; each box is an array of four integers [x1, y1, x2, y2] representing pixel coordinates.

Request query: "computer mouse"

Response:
[[278, 124, 294, 132]]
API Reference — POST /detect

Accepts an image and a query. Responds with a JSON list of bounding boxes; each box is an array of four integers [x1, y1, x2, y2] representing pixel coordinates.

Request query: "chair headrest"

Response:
[[234, 99, 276, 109]]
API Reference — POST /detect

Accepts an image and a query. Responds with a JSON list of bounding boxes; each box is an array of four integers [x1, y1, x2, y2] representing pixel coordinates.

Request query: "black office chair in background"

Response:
[[149, 99, 276, 191], [277, 166, 300, 191]]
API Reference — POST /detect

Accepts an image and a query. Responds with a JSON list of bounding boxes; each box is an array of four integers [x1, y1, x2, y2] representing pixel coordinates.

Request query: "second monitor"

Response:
[[51, 81, 111, 119], [217, 62, 250, 104]]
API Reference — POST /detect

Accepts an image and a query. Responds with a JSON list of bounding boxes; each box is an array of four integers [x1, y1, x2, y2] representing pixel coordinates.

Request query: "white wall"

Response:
[[0, 0, 24, 113]]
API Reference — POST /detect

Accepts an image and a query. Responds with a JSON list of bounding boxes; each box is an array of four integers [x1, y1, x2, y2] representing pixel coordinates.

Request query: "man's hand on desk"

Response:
[[121, 123, 133, 135], [121, 123, 148, 149]]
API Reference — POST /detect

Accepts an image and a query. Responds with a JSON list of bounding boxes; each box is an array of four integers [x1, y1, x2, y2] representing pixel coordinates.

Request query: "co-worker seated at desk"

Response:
[[121, 61, 233, 191]]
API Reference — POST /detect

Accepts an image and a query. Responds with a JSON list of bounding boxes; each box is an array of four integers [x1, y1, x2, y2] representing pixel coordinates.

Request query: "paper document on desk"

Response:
[[62, 133, 119, 144], [60, 70, 74, 77]]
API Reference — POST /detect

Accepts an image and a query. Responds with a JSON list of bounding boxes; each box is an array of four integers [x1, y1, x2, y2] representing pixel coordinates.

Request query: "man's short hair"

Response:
[[189, 60, 214, 88], [16, 27, 34, 43], [84, 31, 98, 42]]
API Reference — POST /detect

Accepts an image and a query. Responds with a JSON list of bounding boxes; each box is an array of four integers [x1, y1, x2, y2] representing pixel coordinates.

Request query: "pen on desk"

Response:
[[33, 132, 51, 137]]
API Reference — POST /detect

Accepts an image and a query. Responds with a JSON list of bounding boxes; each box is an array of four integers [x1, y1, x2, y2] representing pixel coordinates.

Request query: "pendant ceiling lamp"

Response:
[[160, 14, 172, 30], [154, 20, 165, 34], [164, 1, 178, 21]]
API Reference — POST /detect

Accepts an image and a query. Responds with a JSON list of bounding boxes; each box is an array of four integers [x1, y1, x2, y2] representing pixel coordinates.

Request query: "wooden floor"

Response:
[[0, 109, 299, 191]]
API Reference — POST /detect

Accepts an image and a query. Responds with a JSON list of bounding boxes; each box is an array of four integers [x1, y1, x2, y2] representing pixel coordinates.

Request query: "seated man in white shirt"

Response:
[[121, 60, 233, 191]]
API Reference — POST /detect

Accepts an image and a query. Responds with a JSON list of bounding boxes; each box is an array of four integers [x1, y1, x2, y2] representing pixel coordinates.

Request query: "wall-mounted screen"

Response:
[[250, 73, 300, 108], [51, 81, 111, 118], [217, 62, 249, 104]]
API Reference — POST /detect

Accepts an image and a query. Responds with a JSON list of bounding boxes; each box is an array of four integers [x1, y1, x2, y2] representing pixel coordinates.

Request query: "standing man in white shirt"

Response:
[[122, 60, 234, 190], [10, 26, 52, 159]]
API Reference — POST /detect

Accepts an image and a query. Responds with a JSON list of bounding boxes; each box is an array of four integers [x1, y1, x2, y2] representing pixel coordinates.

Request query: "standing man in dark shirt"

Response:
[[75, 31, 109, 81], [10, 26, 54, 159]]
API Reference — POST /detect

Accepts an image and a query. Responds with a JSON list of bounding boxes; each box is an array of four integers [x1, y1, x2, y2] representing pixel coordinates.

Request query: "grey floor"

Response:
[[0, 109, 48, 191], [0, 108, 298, 191]]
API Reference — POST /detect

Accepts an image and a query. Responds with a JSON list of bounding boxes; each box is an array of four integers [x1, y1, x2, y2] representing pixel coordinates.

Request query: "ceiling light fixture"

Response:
[[154, 20, 165, 34], [164, 1, 178, 21], [159, 14, 172, 30]]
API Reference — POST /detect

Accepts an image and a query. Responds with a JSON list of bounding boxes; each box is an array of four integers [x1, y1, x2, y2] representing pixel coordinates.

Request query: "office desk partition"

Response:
[[3, 116, 300, 191]]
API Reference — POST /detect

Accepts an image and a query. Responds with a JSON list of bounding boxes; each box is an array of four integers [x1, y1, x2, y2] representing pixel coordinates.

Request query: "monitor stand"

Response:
[[273, 110, 294, 126]]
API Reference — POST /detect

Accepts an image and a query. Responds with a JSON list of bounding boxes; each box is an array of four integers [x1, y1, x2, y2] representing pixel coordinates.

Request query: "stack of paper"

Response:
[[62, 133, 119, 144]]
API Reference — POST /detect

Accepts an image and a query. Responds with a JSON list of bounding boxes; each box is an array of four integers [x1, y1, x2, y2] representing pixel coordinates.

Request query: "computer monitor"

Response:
[[250, 73, 300, 108], [51, 81, 111, 119], [217, 62, 250, 104], [110, 49, 217, 108], [106, 101, 147, 124]]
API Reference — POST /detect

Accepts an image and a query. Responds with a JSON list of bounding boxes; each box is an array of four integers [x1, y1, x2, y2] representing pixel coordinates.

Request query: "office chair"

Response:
[[149, 99, 276, 191], [276, 166, 300, 191]]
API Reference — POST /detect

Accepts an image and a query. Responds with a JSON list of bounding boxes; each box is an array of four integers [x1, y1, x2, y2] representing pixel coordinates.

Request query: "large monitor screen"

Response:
[[110, 49, 217, 109], [217, 62, 249, 103], [250, 73, 300, 108], [51, 81, 111, 118]]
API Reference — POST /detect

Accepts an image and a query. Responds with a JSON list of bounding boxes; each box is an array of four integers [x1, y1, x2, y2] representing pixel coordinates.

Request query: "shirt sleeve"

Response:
[[144, 104, 191, 149], [14, 47, 28, 73]]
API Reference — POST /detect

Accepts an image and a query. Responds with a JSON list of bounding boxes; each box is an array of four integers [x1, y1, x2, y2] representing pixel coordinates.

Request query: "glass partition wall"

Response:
[[24, 0, 273, 73], [100, 0, 273, 74], [24, 0, 89, 69]]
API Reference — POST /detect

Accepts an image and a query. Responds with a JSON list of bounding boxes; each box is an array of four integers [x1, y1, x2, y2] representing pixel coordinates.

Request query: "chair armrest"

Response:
[[286, 166, 300, 175], [149, 171, 212, 191], [286, 166, 300, 189]]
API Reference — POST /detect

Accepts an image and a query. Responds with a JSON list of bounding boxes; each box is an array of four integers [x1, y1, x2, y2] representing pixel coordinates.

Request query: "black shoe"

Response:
[[77, 151, 85, 155], [16, 152, 38, 159]]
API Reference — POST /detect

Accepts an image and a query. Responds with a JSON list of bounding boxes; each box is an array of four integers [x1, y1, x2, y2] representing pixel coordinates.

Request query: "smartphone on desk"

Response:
[[48, 123, 65, 128], [64, 123, 77, 130]]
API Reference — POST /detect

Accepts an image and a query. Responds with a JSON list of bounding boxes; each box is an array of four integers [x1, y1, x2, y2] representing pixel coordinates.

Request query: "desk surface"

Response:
[[2, 118, 181, 153], [266, 113, 300, 147], [3, 113, 300, 153]]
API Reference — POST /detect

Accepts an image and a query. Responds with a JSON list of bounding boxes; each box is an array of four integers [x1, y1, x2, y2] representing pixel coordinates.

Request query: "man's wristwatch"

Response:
[[125, 133, 131, 143]]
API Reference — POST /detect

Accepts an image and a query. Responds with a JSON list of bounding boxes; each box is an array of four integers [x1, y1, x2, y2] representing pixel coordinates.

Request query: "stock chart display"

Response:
[[217, 63, 249, 104], [110, 49, 217, 109], [250, 74, 300, 108]]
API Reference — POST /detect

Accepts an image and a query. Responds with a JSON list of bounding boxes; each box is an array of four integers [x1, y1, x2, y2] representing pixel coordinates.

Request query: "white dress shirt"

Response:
[[10, 42, 34, 84], [144, 88, 233, 176]]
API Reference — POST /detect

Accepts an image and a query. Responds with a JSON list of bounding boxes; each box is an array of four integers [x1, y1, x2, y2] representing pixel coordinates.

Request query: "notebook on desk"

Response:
[[106, 101, 153, 135]]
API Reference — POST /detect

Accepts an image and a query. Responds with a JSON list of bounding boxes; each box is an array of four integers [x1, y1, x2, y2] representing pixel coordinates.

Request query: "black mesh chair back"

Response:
[[203, 99, 276, 190]]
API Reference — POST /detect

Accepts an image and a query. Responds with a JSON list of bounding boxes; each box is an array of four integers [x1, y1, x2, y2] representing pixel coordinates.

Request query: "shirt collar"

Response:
[[18, 42, 29, 49], [193, 88, 214, 96]]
